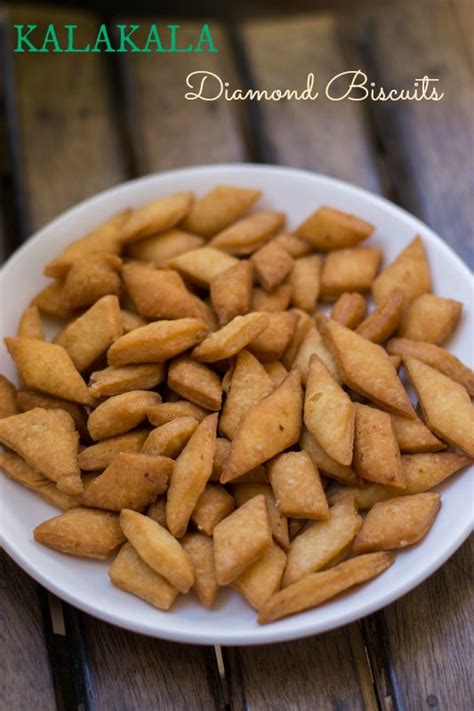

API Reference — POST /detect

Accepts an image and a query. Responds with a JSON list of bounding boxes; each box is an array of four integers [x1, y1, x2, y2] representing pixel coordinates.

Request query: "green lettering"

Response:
[[65, 25, 90, 52], [195, 24, 218, 53], [168, 24, 192, 53], [142, 24, 165, 52], [116, 24, 140, 52], [38, 24, 63, 53], [91, 24, 115, 52], [14, 24, 38, 52]]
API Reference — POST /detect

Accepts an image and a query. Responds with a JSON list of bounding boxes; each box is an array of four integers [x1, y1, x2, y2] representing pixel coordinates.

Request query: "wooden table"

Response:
[[1, 3, 472, 709]]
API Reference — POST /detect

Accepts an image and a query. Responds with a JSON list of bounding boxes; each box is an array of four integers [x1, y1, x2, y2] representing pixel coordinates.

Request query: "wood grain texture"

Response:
[[238, 14, 382, 193], [82, 616, 221, 709], [0, 551, 56, 711], [450, 0, 474, 67], [226, 628, 369, 710], [367, 537, 473, 710], [348, 0, 474, 265], [3, 6, 224, 708], [119, 20, 246, 173], [5, 6, 125, 233]]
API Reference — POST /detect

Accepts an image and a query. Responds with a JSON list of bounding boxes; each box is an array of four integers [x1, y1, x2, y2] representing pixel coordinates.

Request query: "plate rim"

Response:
[[1, 162, 473, 646]]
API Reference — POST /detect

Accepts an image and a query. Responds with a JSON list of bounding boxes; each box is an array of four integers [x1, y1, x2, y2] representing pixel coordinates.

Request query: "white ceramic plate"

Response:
[[0, 164, 472, 646]]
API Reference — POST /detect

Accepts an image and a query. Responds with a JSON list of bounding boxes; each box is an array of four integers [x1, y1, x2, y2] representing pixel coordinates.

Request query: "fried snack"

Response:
[[213, 494, 272, 585], [182, 185, 261, 236], [55, 295, 123, 372], [211, 212, 285, 255], [5, 337, 94, 406], [147, 400, 208, 426], [169, 246, 238, 287], [182, 533, 219, 608], [233, 543, 287, 611], [62, 253, 122, 310], [330, 292, 366, 329], [283, 497, 362, 587], [232, 483, 289, 551], [44, 210, 130, 278], [353, 493, 441, 554], [127, 228, 204, 266], [267, 451, 329, 520], [166, 414, 218, 538], [300, 428, 360, 485], [89, 363, 165, 398], [120, 191, 194, 242], [142, 417, 199, 458], [330, 452, 472, 510], [122, 264, 203, 320], [263, 361, 288, 387], [251, 284, 293, 312], [191, 484, 235, 535], [221, 370, 303, 484], [387, 338, 474, 396], [390, 354, 402, 370], [281, 309, 312, 369], [109, 542, 179, 609], [210, 437, 232, 480], [108, 318, 208, 366], [319, 318, 415, 418], [87, 390, 161, 440], [293, 325, 340, 385], [251, 241, 294, 291], [248, 311, 298, 362], [353, 404, 405, 487], [78, 429, 149, 470], [83, 453, 171, 511], [32, 280, 75, 320], [294, 206, 374, 251], [17, 305, 44, 339], [288, 255, 322, 312], [0, 408, 81, 494], [0, 451, 82, 509], [147, 497, 167, 527], [372, 236, 431, 306], [0, 375, 18, 419], [304, 355, 355, 466], [259, 552, 393, 624], [210, 261, 253, 325], [120, 309, 147, 333], [321, 248, 382, 300], [398, 294, 462, 345], [356, 289, 404, 343], [34, 508, 125, 559], [17, 389, 88, 439], [168, 357, 222, 411], [120, 509, 194, 592], [274, 233, 312, 258], [192, 313, 269, 363], [390, 412, 445, 453], [404, 357, 474, 457]]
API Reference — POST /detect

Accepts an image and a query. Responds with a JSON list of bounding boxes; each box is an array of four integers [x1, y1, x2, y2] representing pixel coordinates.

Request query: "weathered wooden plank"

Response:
[[119, 20, 246, 173], [366, 538, 473, 711], [226, 627, 373, 710], [0, 551, 56, 711], [340, 3, 474, 706], [221, 14, 383, 710], [83, 617, 221, 710], [4, 6, 223, 709], [348, 0, 474, 265], [238, 14, 382, 193], [5, 6, 126, 234], [450, 0, 474, 67]]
